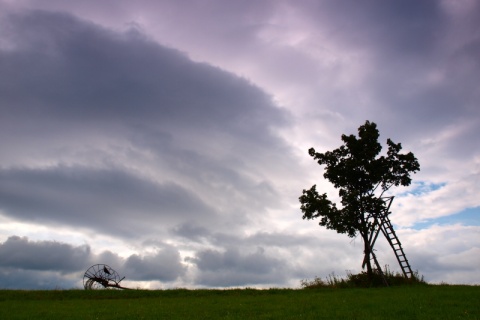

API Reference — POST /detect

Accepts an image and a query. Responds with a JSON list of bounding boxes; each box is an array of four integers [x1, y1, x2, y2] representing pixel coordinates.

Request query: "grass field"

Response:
[[0, 285, 478, 319]]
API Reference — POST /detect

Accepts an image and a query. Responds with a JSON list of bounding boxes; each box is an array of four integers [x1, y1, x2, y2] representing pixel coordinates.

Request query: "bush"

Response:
[[301, 266, 426, 289]]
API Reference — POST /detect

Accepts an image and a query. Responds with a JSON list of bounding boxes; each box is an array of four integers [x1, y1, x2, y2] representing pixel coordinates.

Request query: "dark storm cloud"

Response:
[[171, 223, 211, 242], [185, 228, 407, 287], [124, 246, 186, 281], [318, 0, 444, 56], [0, 166, 215, 237], [0, 9, 287, 133], [0, 236, 90, 272], [0, 269, 78, 290], [0, 9, 294, 238], [0, 235, 93, 289], [171, 222, 319, 249], [0, 9, 299, 289], [189, 247, 286, 287], [297, 0, 480, 159], [0, 8, 291, 168], [172, 228, 324, 287]]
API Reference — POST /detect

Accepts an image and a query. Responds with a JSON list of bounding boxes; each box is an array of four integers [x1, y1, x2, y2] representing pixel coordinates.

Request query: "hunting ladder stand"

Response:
[[362, 196, 413, 286]]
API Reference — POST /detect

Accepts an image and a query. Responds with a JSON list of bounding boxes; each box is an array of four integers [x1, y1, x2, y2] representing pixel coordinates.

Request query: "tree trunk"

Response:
[[362, 231, 373, 279]]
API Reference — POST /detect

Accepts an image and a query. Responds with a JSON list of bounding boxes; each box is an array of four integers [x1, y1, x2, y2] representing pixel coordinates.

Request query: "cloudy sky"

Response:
[[0, 0, 479, 289]]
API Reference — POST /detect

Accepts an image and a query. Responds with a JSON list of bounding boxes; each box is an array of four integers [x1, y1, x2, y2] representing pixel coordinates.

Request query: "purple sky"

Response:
[[0, 0, 479, 289]]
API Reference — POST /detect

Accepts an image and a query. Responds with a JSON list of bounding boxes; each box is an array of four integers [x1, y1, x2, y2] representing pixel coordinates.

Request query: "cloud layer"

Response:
[[0, 1, 479, 288]]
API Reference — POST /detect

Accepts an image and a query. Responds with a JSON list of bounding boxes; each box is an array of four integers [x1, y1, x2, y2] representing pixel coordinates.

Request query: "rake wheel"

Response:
[[83, 264, 122, 290]]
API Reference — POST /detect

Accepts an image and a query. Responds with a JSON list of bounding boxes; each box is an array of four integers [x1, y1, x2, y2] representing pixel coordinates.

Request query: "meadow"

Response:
[[0, 285, 479, 319]]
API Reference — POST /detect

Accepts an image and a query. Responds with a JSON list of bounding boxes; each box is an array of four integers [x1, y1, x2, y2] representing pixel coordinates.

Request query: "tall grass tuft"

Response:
[[301, 266, 426, 289]]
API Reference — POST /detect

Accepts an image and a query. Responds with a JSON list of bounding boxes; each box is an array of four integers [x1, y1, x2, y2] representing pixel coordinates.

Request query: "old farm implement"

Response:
[[83, 264, 131, 290]]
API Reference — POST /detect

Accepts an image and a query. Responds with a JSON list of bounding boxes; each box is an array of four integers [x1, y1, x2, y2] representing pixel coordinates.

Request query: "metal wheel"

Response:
[[83, 264, 121, 289]]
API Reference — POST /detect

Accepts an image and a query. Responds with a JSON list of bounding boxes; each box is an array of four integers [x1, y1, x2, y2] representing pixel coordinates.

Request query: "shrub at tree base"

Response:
[[301, 267, 426, 289]]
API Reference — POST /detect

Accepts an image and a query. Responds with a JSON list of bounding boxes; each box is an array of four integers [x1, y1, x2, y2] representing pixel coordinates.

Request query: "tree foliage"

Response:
[[299, 121, 420, 275]]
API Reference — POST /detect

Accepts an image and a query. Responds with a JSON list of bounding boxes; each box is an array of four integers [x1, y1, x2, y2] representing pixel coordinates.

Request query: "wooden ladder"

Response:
[[378, 210, 413, 278], [363, 196, 413, 282]]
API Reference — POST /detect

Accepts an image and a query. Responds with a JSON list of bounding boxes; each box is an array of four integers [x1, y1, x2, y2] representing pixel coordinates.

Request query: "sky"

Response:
[[0, 0, 479, 289]]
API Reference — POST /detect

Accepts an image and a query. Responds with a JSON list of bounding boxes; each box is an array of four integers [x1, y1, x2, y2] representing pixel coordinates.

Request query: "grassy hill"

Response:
[[0, 285, 478, 319]]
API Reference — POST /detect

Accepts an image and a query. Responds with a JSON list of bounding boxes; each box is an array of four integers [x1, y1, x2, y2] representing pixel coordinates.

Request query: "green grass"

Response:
[[0, 286, 478, 319]]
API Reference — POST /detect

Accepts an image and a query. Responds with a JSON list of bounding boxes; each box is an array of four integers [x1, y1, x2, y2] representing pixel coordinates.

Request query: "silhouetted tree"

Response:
[[299, 120, 420, 279]]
